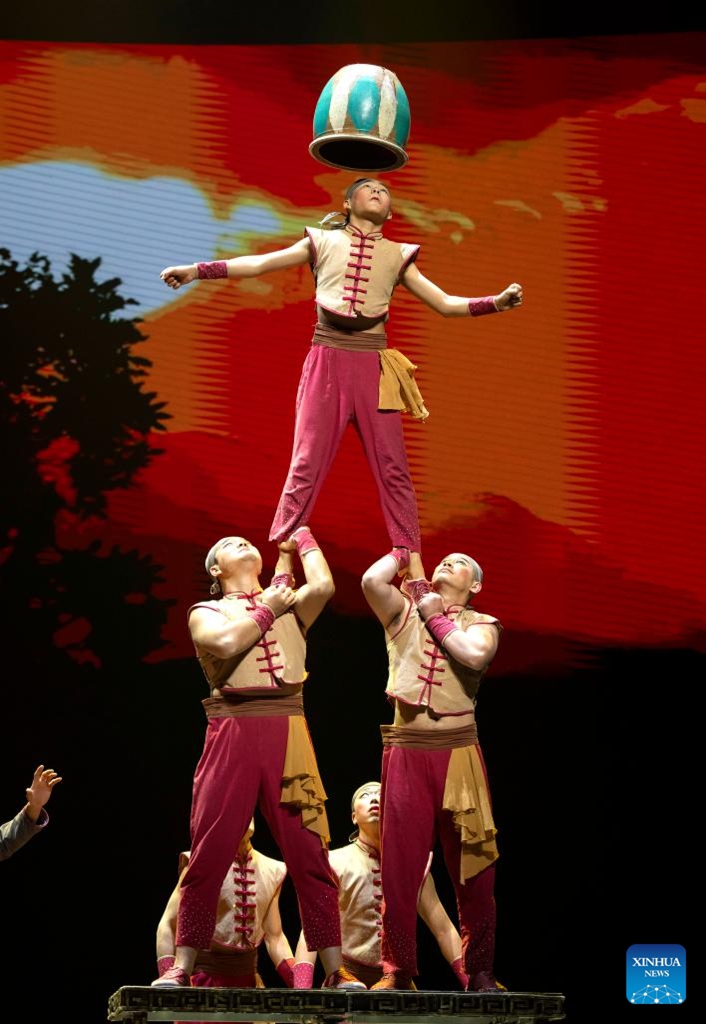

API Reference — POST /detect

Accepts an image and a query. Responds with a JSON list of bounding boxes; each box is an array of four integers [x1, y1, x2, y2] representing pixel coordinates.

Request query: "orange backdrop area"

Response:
[[2, 35, 705, 664]]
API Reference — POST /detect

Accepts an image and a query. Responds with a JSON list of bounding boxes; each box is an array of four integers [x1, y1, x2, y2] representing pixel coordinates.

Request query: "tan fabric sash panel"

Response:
[[443, 744, 499, 883], [378, 349, 429, 421], [281, 716, 330, 847]]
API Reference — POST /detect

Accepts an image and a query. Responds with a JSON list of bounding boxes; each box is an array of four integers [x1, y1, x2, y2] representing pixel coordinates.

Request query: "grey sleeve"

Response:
[[0, 807, 48, 862]]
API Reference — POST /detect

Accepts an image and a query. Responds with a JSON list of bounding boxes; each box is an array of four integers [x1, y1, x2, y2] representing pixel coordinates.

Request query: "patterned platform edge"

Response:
[[107, 986, 566, 1023]]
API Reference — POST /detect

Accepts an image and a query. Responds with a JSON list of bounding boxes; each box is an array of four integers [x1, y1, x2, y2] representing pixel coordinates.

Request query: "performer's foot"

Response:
[[371, 971, 415, 990], [322, 966, 367, 989], [151, 966, 191, 988], [467, 971, 507, 992]]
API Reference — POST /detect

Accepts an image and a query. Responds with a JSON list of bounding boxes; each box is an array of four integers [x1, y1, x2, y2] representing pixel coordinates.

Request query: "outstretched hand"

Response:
[[496, 282, 523, 311], [160, 264, 198, 290], [26, 765, 62, 813]]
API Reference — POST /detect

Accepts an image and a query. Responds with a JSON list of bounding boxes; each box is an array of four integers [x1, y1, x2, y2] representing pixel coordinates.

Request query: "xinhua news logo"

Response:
[[626, 944, 686, 1005]]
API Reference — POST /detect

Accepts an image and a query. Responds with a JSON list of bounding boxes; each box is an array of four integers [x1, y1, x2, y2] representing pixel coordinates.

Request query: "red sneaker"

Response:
[[151, 966, 191, 988]]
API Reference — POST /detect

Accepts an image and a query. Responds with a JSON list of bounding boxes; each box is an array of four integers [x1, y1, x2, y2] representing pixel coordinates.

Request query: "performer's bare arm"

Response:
[[361, 552, 423, 630], [188, 585, 297, 659], [284, 533, 335, 632], [155, 873, 185, 959], [417, 872, 462, 965], [160, 236, 312, 289], [262, 888, 296, 970], [401, 263, 523, 318], [417, 592, 499, 671]]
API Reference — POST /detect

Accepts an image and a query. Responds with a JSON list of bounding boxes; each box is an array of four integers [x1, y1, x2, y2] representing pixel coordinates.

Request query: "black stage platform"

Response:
[[107, 987, 566, 1024]]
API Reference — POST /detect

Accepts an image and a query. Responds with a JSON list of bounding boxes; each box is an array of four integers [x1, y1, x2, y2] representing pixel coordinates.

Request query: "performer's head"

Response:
[[431, 553, 483, 604], [343, 178, 392, 225], [319, 177, 393, 231], [349, 781, 381, 843], [204, 536, 262, 595]]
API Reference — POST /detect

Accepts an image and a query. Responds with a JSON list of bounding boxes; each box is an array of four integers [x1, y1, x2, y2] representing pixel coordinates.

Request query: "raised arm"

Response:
[[401, 262, 523, 319], [189, 584, 297, 659], [160, 236, 312, 290], [282, 528, 335, 632], [361, 548, 423, 630]]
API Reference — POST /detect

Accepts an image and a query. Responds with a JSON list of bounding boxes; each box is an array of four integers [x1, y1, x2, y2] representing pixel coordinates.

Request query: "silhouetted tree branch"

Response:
[[0, 249, 174, 671]]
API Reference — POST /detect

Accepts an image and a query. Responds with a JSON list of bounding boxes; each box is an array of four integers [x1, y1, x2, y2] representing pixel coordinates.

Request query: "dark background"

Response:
[[1, 4, 699, 1023], [2, 1, 703, 44]]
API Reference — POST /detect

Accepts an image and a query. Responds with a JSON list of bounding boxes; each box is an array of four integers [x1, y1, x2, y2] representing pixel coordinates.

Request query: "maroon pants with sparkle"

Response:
[[176, 715, 340, 953], [269, 344, 421, 551], [379, 743, 497, 979]]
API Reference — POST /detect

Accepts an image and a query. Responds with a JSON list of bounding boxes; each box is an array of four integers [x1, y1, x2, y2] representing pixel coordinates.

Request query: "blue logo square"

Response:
[[626, 944, 686, 1004]]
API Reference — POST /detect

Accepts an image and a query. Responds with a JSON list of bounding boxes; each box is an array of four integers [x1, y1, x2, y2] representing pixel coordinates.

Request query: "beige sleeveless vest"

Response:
[[330, 841, 383, 966], [386, 600, 502, 717], [189, 595, 307, 693], [179, 848, 287, 953], [306, 225, 419, 322]]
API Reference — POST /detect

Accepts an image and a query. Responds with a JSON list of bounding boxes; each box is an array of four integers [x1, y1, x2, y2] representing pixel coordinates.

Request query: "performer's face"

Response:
[[432, 553, 482, 595], [212, 536, 262, 575], [352, 784, 381, 826], [345, 179, 392, 222]]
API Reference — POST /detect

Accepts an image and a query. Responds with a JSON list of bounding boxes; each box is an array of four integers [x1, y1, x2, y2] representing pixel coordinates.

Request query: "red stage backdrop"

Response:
[[2, 35, 704, 668]]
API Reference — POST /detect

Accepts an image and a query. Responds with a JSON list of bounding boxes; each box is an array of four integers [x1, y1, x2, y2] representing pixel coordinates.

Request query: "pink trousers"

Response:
[[379, 743, 497, 979], [176, 715, 340, 952], [269, 343, 421, 551]]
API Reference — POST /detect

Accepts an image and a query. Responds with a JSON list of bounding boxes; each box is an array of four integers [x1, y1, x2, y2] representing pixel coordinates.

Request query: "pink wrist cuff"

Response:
[[292, 527, 320, 557], [197, 260, 228, 280], [468, 295, 499, 317], [389, 547, 410, 571], [157, 956, 176, 977], [271, 572, 294, 589], [276, 957, 295, 987], [424, 612, 460, 647], [401, 577, 433, 605], [247, 604, 276, 636], [292, 961, 315, 988]]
